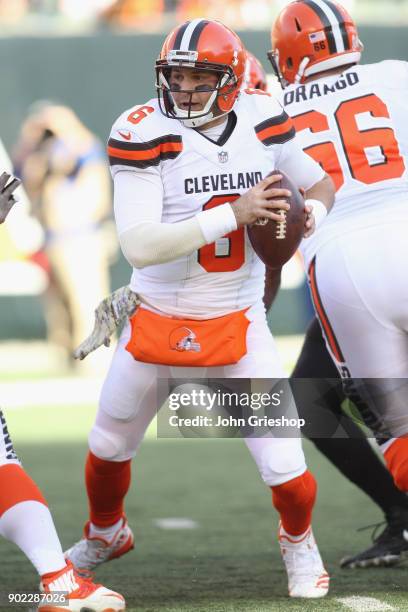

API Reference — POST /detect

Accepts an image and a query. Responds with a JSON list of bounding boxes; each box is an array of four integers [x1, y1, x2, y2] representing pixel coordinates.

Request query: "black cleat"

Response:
[[340, 506, 408, 569]]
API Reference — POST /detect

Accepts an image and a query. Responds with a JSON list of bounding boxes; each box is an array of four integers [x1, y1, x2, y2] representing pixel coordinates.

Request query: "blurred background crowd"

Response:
[[0, 0, 407, 32]]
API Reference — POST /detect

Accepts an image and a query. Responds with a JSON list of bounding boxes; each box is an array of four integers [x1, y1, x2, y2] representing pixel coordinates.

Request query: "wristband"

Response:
[[305, 199, 327, 228], [196, 202, 238, 244]]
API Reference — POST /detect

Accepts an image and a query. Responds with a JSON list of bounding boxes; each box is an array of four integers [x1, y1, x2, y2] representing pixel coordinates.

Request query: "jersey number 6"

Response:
[[198, 195, 245, 273]]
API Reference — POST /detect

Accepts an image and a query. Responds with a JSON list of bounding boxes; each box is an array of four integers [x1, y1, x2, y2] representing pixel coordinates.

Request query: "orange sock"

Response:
[[271, 470, 317, 536], [384, 438, 408, 492], [85, 452, 131, 527], [0, 464, 47, 516]]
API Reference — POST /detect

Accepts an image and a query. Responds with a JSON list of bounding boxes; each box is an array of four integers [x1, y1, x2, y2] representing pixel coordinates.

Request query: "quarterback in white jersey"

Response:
[[109, 92, 325, 319], [271, 0, 408, 488], [66, 20, 334, 599]]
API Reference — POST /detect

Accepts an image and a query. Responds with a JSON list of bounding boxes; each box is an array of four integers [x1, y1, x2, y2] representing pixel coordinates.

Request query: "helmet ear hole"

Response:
[[286, 57, 293, 69], [295, 18, 302, 32]]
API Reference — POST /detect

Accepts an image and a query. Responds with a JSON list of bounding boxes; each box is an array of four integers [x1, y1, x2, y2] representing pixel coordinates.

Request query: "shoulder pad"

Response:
[[241, 91, 295, 146], [108, 100, 183, 169], [361, 60, 408, 89]]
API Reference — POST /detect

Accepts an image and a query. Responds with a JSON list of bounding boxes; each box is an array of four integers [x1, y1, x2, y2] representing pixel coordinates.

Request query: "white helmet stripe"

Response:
[[310, 0, 345, 53], [179, 18, 207, 51]]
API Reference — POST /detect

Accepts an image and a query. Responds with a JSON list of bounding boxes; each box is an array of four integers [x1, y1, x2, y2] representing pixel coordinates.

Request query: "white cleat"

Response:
[[65, 517, 134, 571], [279, 523, 330, 598], [39, 560, 125, 611]]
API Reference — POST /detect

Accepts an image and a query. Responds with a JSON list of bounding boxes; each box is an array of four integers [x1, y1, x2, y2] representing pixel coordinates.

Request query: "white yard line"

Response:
[[337, 596, 397, 611], [153, 518, 199, 530]]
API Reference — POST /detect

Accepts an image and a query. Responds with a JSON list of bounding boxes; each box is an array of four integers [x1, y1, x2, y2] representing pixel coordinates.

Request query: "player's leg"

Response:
[[309, 232, 408, 565], [65, 323, 159, 570], [293, 317, 408, 546], [292, 317, 408, 567], [0, 409, 125, 611], [0, 410, 66, 575], [309, 230, 408, 458], [225, 304, 329, 597]]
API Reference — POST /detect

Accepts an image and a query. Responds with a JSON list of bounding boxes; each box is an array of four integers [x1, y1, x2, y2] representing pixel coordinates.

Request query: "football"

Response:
[[247, 170, 306, 269]]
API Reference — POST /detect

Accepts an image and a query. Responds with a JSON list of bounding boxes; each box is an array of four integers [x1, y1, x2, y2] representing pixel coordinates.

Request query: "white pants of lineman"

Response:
[[89, 303, 306, 487], [310, 222, 408, 441]]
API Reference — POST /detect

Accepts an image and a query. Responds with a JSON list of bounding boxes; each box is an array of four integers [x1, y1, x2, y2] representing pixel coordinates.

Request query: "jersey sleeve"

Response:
[[113, 169, 164, 236], [107, 104, 183, 178], [107, 107, 168, 235], [252, 98, 296, 146]]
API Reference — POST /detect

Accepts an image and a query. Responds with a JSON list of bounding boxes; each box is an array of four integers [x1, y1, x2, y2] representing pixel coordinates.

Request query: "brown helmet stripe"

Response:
[[303, 0, 338, 54], [188, 20, 210, 51], [173, 21, 190, 49], [324, 0, 351, 50]]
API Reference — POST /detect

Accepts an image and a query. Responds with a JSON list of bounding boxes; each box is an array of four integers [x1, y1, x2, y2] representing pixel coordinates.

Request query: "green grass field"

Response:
[[1, 402, 408, 612]]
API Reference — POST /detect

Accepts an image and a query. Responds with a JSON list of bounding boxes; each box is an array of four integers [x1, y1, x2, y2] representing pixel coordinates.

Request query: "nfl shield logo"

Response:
[[218, 151, 228, 163]]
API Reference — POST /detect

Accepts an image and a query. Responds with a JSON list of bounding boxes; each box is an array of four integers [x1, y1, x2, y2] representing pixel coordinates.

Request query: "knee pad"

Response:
[[384, 438, 408, 492], [247, 438, 307, 487], [88, 425, 134, 462]]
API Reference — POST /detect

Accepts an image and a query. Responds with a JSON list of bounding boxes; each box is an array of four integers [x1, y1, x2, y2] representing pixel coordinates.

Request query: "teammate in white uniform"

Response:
[[270, 0, 408, 493], [66, 20, 334, 599], [0, 173, 125, 612]]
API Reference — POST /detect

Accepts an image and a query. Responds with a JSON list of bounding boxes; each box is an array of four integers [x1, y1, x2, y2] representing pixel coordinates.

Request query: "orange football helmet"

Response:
[[243, 51, 268, 92], [269, 0, 363, 87], [155, 18, 246, 128]]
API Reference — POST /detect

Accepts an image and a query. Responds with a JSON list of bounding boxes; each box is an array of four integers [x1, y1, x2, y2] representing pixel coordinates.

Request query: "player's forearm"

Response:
[[119, 203, 237, 268], [304, 173, 335, 213]]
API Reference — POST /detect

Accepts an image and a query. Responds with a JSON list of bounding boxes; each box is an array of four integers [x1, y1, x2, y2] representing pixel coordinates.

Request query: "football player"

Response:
[[77, 43, 408, 571], [0, 180, 125, 611], [241, 48, 408, 569], [270, 0, 408, 567], [65, 19, 335, 599]]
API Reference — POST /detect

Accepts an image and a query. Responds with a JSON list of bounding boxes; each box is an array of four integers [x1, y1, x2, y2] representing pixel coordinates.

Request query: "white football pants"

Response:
[[89, 303, 307, 487], [309, 222, 408, 440]]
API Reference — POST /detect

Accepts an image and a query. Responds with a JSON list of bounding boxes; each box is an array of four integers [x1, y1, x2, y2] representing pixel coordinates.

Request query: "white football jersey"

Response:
[[108, 91, 324, 318], [281, 61, 408, 266]]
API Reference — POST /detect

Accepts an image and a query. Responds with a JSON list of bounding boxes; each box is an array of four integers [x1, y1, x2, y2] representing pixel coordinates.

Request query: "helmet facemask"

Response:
[[267, 49, 287, 89], [155, 51, 238, 128]]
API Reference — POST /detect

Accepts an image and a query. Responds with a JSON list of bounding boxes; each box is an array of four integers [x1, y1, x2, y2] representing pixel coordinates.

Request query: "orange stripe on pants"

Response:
[[308, 257, 345, 364], [0, 464, 47, 516]]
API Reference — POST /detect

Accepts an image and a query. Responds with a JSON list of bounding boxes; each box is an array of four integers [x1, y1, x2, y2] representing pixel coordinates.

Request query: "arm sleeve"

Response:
[[114, 170, 237, 269], [275, 137, 325, 191]]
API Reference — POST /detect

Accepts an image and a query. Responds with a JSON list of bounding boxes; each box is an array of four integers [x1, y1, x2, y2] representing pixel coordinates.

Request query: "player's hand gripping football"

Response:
[[0, 172, 21, 224], [232, 174, 291, 228], [73, 286, 141, 360]]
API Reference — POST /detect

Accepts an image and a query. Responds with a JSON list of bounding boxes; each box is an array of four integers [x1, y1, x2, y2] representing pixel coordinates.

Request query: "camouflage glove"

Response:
[[0, 172, 21, 224], [73, 286, 141, 360]]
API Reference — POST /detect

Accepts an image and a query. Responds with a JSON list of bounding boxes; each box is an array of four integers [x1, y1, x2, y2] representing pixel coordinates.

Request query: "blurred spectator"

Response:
[[99, 0, 164, 30], [0, 0, 29, 24], [0, 0, 404, 31], [13, 104, 117, 370], [176, 0, 210, 21], [176, 0, 273, 30]]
